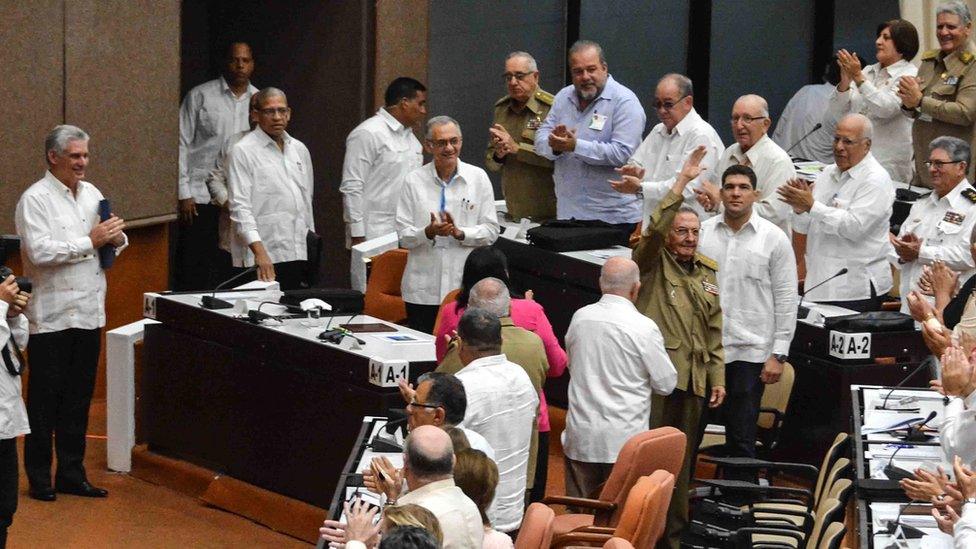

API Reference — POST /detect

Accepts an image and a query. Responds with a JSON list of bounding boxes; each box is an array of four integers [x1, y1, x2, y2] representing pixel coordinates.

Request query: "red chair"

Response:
[[363, 248, 408, 323], [515, 502, 556, 549]]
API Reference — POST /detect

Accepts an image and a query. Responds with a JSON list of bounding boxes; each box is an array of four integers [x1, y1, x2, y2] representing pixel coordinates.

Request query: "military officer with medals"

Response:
[[891, 136, 976, 314], [618, 145, 724, 549], [898, 1, 976, 186], [486, 51, 556, 221]]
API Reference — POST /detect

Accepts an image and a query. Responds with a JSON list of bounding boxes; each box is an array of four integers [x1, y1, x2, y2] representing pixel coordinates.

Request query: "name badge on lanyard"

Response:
[[589, 112, 607, 131]]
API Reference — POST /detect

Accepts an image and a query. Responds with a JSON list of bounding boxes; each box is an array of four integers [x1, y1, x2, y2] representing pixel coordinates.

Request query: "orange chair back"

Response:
[[603, 538, 635, 549], [596, 427, 686, 526], [363, 248, 408, 323], [514, 502, 555, 549], [612, 471, 674, 548]]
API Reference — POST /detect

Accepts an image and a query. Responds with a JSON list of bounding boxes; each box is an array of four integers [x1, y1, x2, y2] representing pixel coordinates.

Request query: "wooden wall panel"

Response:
[[374, 0, 428, 111], [64, 0, 180, 224], [0, 0, 64, 232]]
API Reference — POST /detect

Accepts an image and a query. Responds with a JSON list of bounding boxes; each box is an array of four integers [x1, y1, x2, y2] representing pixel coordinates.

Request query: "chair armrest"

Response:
[[551, 531, 613, 549], [735, 526, 806, 544], [542, 495, 616, 511], [695, 478, 812, 502], [568, 526, 616, 535], [701, 456, 819, 479]]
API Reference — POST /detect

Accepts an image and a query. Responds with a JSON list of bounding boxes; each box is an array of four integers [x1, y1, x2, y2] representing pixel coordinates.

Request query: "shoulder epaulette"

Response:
[[697, 254, 719, 271], [962, 188, 976, 203], [922, 49, 940, 61], [535, 89, 554, 105], [494, 95, 511, 107], [962, 50, 975, 64]]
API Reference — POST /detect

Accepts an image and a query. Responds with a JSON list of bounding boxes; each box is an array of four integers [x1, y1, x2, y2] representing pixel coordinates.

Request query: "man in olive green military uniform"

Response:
[[899, 2, 976, 187], [436, 277, 547, 499], [487, 51, 557, 221], [622, 145, 725, 549]]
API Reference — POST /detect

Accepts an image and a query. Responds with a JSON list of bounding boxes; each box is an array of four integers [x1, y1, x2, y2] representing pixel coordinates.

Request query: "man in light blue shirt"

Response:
[[535, 40, 646, 227]]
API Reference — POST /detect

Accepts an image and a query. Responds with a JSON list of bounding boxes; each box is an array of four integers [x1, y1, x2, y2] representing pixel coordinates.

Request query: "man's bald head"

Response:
[[731, 94, 771, 151], [468, 277, 511, 318], [599, 257, 641, 300], [833, 113, 873, 171], [405, 425, 454, 481]]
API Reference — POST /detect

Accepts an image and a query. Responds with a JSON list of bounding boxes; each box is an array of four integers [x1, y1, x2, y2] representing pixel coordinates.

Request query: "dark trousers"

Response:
[[529, 431, 550, 503], [405, 303, 440, 334], [0, 437, 17, 547], [24, 328, 100, 489], [174, 203, 228, 291], [721, 361, 765, 476], [233, 260, 309, 291], [651, 388, 707, 549]]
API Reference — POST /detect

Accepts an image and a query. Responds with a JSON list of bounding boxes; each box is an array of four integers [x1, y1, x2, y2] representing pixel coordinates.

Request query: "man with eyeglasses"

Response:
[[227, 87, 315, 290], [396, 116, 500, 333], [891, 135, 976, 313], [177, 42, 257, 291], [535, 40, 645, 231], [778, 113, 895, 312], [618, 146, 724, 549], [611, 73, 723, 222], [397, 372, 495, 460], [699, 94, 797, 235], [486, 51, 556, 221]]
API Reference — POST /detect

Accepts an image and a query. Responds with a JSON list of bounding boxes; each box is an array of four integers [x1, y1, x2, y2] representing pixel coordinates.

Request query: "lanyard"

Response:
[[438, 171, 459, 212]]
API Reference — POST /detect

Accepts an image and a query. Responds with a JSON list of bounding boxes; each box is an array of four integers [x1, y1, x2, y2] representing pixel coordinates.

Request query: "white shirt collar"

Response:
[[717, 209, 760, 233], [377, 107, 407, 133], [463, 353, 509, 370], [255, 127, 292, 149], [673, 108, 703, 136]]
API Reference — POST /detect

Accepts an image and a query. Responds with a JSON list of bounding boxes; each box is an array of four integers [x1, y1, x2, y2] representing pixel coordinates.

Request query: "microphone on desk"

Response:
[[786, 122, 822, 156], [201, 266, 258, 310], [798, 268, 849, 314], [885, 500, 926, 539], [877, 361, 933, 410], [902, 410, 937, 443], [883, 444, 915, 482], [371, 409, 408, 453]]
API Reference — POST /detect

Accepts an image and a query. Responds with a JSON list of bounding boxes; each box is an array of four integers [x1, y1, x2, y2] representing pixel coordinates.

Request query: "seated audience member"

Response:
[[380, 526, 441, 549], [434, 246, 565, 502], [563, 256, 677, 498], [828, 19, 919, 183], [931, 455, 976, 545], [396, 116, 500, 334], [699, 94, 797, 234], [444, 426, 472, 454], [611, 73, 724, 220], [383, 505, 444, 545], [322, 498, 445, 549], [398, 372, 495, 460], [905, 255, 976, 358], [771, 58, 843, 164], [454, 449, 514, 549], [779, 113, 895, 312], [453, 309, 538, 532], [533, 40, 646, 231], [891, 136, 976, 314], [363, 425, 484, 549]]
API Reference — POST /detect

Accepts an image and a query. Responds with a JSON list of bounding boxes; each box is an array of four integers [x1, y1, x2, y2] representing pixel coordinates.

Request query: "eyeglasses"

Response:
[[730, 115, 766, 125], [654, 95, 689, 111], [430, 137, 462, 148], [924, 159, 964, 169], [407, 398, 442, 410], [832, 136, 868, 146], [671, 227, 700, 237], [257, 107, 290, 117], [502, 71, 535, 83]]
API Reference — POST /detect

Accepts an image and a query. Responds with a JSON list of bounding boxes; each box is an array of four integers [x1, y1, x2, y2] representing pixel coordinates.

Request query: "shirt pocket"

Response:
[[253, 165, 279, 197], [931, 83, 959, 99], [197, 107, 218, 137]]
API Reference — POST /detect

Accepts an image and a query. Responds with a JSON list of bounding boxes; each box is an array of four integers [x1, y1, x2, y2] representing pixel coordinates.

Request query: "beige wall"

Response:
[[0, 0, 179, 233], [374, 0, 428, 111]]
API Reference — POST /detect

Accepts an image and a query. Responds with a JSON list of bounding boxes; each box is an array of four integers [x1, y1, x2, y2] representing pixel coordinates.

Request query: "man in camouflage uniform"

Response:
[[899, 1, 976, 186], [486, 51, 556, 221], [623, 145, 725, 549]]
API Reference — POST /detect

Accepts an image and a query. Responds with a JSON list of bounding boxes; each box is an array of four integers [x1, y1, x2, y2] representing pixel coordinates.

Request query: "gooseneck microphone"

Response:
[[201, 266, 258, 310], [877, 361, 933, 410], [786, 122, 823, 156], [798, 268, 849, 311], [904, 410, 938, 442]]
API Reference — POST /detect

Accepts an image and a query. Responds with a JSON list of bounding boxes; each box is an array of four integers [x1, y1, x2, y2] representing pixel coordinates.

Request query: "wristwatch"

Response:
[[773, 354, 788, 364]]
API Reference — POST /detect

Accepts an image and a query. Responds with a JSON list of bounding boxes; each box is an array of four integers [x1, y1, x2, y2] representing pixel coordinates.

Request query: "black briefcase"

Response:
[[526, 220, 629, 252], [823, 311, 915, 332]]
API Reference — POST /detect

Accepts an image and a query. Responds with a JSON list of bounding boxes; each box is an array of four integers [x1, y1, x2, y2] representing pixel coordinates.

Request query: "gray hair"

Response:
[[737, 94, 770, 119], [840, 113, 874, 140], [938, 1, 972, 26], [660, 73, 693, 98], [599, 257, 640, 295], [254, 87, 287, 110], [568, 40, 607, 65], [468, 277, 511, 318], [425, 115, 462, 140], [506, 51, 538, 72], [677, 205, 701, 218], [930, 135, 971, 165], [45, 125, 89, 160]]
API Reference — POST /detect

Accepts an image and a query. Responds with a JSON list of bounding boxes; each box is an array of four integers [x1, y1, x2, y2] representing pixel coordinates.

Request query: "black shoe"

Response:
[[55, 481, 108, 498], [28, 486, 56, 502]]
